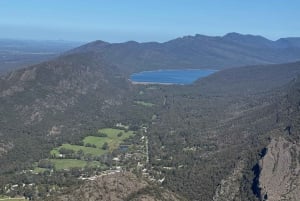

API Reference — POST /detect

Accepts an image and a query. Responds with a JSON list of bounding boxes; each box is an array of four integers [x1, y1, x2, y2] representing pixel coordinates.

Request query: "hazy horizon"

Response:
[[1, 0, 299, 43], [0, 31, 299, 44]]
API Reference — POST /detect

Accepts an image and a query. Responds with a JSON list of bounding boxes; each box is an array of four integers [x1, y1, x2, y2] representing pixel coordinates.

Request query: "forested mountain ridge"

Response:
[[0, 52, 134, 172], [68, 33, 300, 73]]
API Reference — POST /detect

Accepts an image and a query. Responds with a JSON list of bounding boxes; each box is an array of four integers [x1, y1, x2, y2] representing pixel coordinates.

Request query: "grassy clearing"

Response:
[[86, 128, 135, 151], [134, 101, 155, 107], [51, 128, 134, 157], [48, 128, 135, 170], [50, 159, 87, 170], [51, 144, 105, 157], [49, 159, 105, 170], [96, 128, 134, 151]]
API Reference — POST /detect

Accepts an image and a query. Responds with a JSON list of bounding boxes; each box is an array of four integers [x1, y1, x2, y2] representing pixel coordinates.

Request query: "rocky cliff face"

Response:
[[213, 160, 245, 201], [259, 136, 300, 201]]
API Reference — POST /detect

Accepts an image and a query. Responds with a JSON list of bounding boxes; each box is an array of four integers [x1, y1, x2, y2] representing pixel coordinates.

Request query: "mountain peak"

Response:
[[223, 32, 243, 38], [65, 40, 110, 54], [91, 40, 110, 46], [222, 32, 273, 47], [223, 32, 269, 40]]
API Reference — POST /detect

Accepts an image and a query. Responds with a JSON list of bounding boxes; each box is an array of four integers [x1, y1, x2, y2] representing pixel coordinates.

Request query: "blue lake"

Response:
[[130, 69, 217, 85]]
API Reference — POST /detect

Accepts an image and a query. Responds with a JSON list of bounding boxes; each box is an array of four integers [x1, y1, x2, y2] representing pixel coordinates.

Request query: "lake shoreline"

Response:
[[129, 80, 181, 85], [130, 69, 217, 85]]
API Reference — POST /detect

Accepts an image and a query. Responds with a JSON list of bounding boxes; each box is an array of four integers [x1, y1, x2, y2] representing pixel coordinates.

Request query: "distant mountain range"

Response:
[[68, 32, 300, 73], [2, 33, 300, 75]]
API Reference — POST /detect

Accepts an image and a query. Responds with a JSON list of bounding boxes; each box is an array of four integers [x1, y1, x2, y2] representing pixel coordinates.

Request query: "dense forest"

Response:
[[0, 37, 300, 200]]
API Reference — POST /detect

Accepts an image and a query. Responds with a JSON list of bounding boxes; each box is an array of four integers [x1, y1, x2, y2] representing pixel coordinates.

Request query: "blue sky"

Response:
[[0, 0, 299, 42]]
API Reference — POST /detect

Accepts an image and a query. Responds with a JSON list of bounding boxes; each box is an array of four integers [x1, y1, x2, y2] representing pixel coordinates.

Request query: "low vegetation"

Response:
[[86, 128, 134, 148], [38, 128, 135, 173], [50, 159, 85, 170], [51, 128, 135, 158]]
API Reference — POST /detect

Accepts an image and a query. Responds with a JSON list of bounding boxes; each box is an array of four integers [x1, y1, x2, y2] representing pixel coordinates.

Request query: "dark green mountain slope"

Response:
[[0, 52, 134, 173], [68, 33, 300, 73]]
